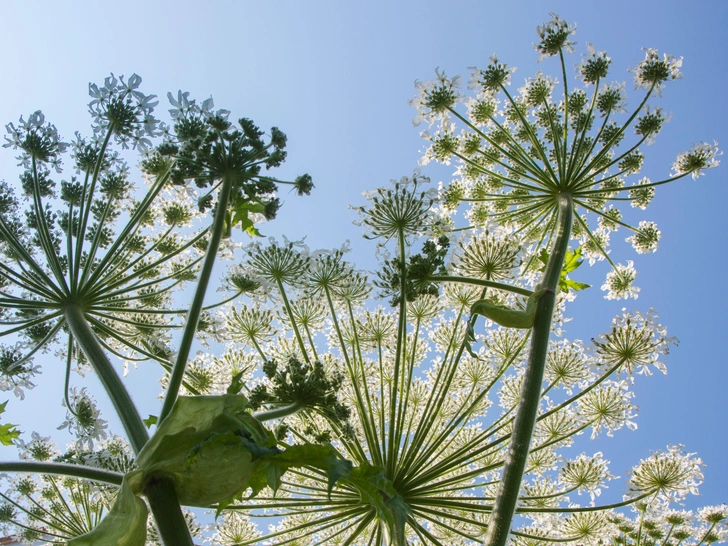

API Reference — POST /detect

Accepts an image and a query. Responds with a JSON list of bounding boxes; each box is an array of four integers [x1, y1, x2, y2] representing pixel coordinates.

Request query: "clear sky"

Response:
[[0, 0, 725, 515]]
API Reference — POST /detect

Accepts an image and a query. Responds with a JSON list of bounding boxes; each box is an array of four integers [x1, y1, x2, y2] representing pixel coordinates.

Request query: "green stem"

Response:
[[64, 304, 148, 454], [143, 475, 195, 546], [254, 401, 303, 421], [66, 305, 195, 545], [386, 228, 408, 477], [483, 193, 573, 546], [516, 490, 654, 514], [159, 172, 235, 424], [0, 461, 122, 485], [276, 278, 310, 363], [429, 275, 533, 297]]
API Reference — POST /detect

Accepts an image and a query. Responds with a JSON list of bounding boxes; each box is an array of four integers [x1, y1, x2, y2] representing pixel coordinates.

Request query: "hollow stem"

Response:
[[65, 305, 193, 545], [143, 474, 195, 546], [64, 304, 148, 454], [483, 193, 573, 546], [159, 171, 235, 423]]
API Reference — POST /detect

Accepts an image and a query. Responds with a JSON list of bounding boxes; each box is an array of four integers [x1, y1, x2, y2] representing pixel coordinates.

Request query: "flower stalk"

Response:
[[65, 304, 194, 545], [142, 474, 195, 546], [159, 171, 234, 424], [484, 193, 573, 546], [63, 303, 149, 454], [0, 461, 123, 486]]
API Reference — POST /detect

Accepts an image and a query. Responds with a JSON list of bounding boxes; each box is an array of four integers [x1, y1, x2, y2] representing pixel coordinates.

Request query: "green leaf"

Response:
[[143, 415, 158, 428], [325, 455, 354, 496], [345, 463, 411, 546], [0, 401, 19, 446], [136, 395, 267, 507], [244, 223, 262, 237], [539, 246, 591, 294], [0, 423, 19, 446], [231, 199, 266, 237], [213, 442, 351, 516], [68, 476, 147, 546], [246, 443, 352, 500], [244, 472, 268, 500], [384, 494, 411, 546], [563, 278, 591, 292], [562, 246, 584, 274], [77, 396, 354, 539], [226, 371, 245, 394], [266, 464, 284, 494]]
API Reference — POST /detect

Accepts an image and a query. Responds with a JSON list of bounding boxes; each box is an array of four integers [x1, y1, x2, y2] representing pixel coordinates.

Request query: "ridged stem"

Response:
[[159, 172, 235, 423], [484, 193, 573, 546], [64, 304, 148, 454], [65, 304, 193, 545], [143, 474, 195, 546]]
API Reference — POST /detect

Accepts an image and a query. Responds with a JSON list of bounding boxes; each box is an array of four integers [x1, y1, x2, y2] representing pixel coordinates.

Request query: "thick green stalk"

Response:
[[65, 305, 194, 545], [483, 194, 573, 546], [159, 172, 235, 423], [143, 475, 195, 546], [0, 461, 122, 486], [64, 304, 149, 454]]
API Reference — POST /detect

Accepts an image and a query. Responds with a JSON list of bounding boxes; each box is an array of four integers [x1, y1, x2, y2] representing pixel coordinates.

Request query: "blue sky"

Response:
[[0, 0, 725, 515]]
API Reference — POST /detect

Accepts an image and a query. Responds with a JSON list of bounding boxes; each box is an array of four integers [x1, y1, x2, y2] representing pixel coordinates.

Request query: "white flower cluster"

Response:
[[88, 73, 161, 151], [628, 444, 704, 502], [671, 140, 722, 179], [57, 387, 108, 449], [602, 261, 639, 300], [3, 110, 68, 172]]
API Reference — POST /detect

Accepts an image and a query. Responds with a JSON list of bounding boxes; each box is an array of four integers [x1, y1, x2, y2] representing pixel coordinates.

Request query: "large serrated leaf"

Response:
[[539, 246, 591, 294], [74, 395, 353, 541]]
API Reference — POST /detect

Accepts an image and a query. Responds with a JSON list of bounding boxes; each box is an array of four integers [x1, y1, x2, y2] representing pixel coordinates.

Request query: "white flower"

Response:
[[671, 141, 721, 180], [626, 221, 661, 254], [628, 444, 704, 502], [15, 432, 56, 461], [631, 48, 683, 95], [559, 452, 615, 502], [3, 111, 68, 172], [578, 379, 637, 438], [581, 228, 611, 265], [593, 308, 674, 378], [534, 14, 577, 61], [698, 504, 728, 525], [410, 68, 462, 127], [519, 72, 558, 106], [167, 90, 193, 119], [57, 387, 108, 449], [629, 179, 655, 210], [578, 42, 611, 85], [601, 261, 639, 300]]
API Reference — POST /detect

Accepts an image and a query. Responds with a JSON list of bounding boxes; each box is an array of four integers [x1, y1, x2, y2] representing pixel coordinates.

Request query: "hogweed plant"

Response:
[[0, 13, 724, 546], [0, 73, 330, 545]]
